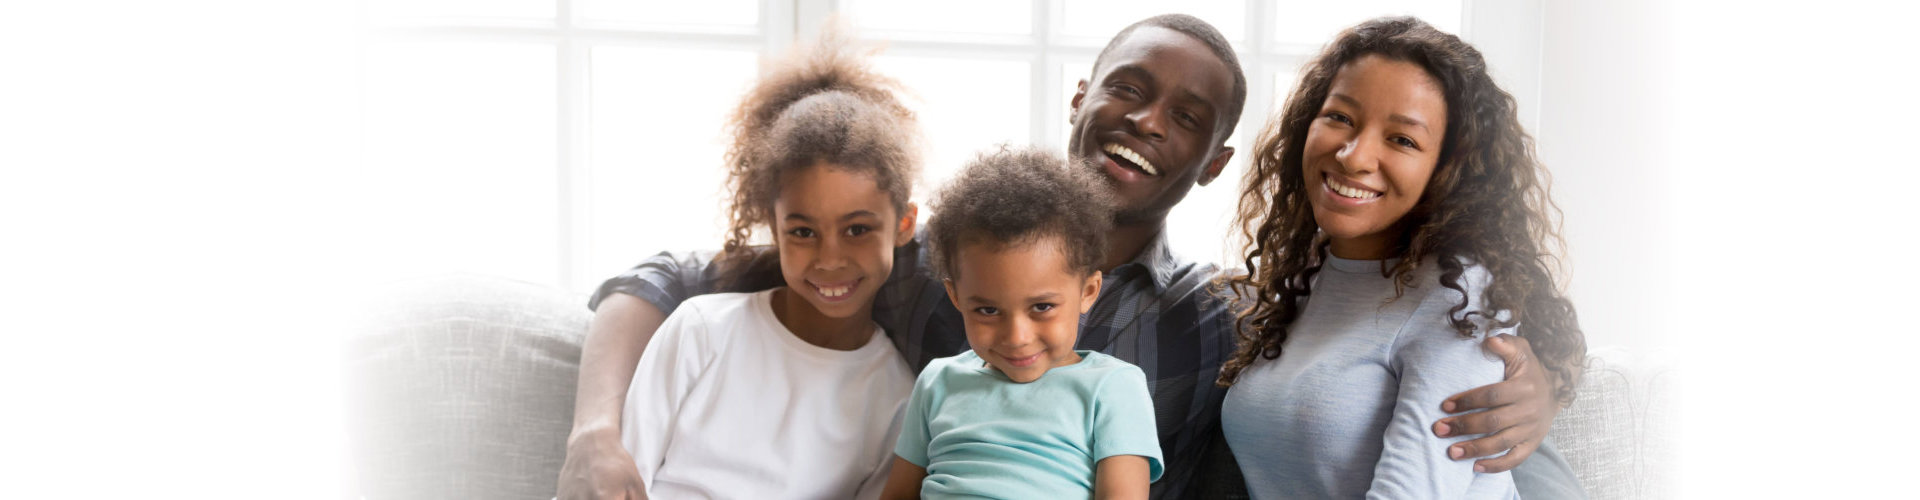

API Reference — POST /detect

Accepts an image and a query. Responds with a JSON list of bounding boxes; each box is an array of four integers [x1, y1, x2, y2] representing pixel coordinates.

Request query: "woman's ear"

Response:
[[895, 202, 919, 245], [1078, 272, 1103, 314]]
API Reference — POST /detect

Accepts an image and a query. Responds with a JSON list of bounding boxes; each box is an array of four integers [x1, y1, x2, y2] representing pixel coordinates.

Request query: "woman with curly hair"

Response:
[[1217, 17, 1586, 499]]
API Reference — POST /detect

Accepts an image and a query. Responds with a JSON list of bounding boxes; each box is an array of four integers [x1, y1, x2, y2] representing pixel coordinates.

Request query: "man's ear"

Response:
[[1070, 79, 1089, 118], [1196, 146, 1235, 187], [895, 202, 918, 246], [1079, 272, 1103, 314]]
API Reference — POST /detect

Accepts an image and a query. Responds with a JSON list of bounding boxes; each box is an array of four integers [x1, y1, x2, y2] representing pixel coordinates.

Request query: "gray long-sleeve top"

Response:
[[1222, 255, 1521, 499]]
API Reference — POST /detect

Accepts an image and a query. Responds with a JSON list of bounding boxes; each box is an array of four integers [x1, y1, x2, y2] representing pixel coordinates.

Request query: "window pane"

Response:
[[1060, 1, 1246, 44], [585, 47, 758, 294], [874, 56, 1031, 204], [578, 0, 758, 30], [1271, 0, 1463, 47], [367, 0, 554, 23], [849, 0, 1033, 37], [360, 41, 559, 286]]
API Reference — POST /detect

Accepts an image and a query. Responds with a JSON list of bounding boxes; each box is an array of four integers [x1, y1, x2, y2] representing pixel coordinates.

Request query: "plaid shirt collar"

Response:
[[1108, 229, 1181, 292]]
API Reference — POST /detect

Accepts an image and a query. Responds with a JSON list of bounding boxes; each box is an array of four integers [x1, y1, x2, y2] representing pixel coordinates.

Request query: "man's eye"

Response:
[[1031, 303, 1055, 313], [787, 227, 815, 238], [973, 307, 999, 316]]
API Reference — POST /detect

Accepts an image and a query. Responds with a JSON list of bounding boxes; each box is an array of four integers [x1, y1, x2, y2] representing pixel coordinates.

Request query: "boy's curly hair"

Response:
[[927, 146, 1115, 281], [1219, 17, 1586, 406], [718, 24, 921, 280]]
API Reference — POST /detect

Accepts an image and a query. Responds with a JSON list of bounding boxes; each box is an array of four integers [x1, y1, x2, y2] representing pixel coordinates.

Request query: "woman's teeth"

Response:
[[1102, 143, 1159, 176], [1326, 177, 1381, 199]]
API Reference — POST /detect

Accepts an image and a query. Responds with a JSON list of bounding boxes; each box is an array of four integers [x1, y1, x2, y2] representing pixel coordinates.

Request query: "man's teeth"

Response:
[[1326, 178, 1381, 199], [817, 284, 852, 297], [1102, 144, 1159, 176]]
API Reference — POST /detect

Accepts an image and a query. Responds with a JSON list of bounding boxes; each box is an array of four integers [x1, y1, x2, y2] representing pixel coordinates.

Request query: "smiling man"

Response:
[[559, 14, 1579, 500]]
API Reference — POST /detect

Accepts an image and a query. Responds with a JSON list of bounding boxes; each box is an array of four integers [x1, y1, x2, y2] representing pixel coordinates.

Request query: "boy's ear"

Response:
[[1196, 146, 1235, 187], [895, 203, 919, 246], [1078, 272, 1103, 314], [942, 278, 961, 311]]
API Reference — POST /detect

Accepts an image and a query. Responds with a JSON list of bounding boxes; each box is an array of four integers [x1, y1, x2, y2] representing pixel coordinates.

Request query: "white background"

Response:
[[3, 0, 1917, 497]]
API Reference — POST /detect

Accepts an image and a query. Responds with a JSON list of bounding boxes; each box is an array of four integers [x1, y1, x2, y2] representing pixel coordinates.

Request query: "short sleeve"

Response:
[[891, 361, 941, 468], [1091, 364, 1165, 482], [618, 300, 721, 480]]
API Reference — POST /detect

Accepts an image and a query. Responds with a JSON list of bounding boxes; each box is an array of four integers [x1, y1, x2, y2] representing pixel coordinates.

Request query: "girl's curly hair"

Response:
[[716, 25, 921, 284], [1217, 16, 1586, 406]]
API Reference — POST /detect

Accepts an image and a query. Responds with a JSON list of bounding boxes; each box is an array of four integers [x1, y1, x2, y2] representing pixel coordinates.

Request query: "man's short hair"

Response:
[[1091, 13, 1249, 140]]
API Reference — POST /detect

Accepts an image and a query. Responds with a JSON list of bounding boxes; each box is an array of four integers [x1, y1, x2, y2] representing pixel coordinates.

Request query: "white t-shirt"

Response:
[[620, 289, 914, 499]]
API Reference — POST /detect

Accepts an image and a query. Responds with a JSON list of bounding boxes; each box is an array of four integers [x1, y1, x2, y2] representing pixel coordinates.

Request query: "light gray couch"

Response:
[[348, 274, 1671, 499]]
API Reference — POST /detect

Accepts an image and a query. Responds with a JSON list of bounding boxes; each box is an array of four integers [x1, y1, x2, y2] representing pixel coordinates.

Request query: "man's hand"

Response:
[[1431, 334, 1557, 473], [556, 427, 645, 500]]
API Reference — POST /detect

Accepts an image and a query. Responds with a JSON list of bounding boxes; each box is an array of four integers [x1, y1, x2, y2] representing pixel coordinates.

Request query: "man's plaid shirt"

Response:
[[591, 230, 1239, 498]]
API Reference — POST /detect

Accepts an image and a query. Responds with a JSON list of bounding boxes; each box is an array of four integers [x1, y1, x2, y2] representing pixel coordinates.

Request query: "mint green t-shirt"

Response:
[[894, 350, 1164, 497]]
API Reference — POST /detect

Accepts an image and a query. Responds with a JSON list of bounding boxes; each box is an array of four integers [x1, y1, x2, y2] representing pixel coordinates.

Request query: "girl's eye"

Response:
[[846, 225, 872, 236], [973, 306, 999, 316], [1031, 303, 1056, 313], [787, 227, 815, 238]]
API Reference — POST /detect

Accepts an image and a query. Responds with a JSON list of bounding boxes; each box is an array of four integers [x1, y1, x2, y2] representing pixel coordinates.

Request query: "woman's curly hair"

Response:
[[1217, 16, 1586, 406], [717, 25, 921, 283]]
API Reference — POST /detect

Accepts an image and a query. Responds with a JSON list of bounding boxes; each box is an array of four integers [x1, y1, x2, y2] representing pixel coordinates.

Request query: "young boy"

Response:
[[879, 147, 1161, 499]]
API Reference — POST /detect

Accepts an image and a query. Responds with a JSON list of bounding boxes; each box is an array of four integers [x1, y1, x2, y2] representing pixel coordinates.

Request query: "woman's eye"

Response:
[[787, 227, 815, 238], [973, 307, 999, 316], [1324, 112, 1352, 125], [1391, 136, 1418, 149], [1031, 303, 1056, 313]]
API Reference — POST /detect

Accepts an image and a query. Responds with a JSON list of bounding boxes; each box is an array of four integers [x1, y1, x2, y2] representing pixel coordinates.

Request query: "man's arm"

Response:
[[1431, 333, 1570, 473], [557, 294, 666, 500]]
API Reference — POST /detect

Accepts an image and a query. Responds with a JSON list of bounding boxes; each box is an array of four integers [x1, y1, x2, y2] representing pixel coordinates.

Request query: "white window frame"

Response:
[[362, 0, 1542, 293]]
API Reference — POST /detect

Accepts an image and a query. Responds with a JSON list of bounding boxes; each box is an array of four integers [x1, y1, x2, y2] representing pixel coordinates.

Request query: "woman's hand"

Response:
[[556, 426, 646, 500], [1430, 334, 1558, 473]]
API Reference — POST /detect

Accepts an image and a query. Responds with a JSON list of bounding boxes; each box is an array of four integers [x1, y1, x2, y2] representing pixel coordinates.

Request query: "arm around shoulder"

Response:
[[558, 293, 669, 500]]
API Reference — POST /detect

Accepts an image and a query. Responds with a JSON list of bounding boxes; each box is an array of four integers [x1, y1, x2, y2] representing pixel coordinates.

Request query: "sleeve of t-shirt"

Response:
[[618, 299, 722, 484], [891, 360, 941, 468], [1368, 266, 1511, 499], [1091, 363, 1165, 483]]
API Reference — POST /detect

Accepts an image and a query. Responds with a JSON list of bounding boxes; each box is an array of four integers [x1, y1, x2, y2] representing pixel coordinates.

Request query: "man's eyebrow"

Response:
[[1106, 64, 1155, 86]]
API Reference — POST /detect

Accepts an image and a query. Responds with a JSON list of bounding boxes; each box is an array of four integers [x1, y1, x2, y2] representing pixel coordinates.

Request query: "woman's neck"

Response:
[[770, 287, 876, 351]]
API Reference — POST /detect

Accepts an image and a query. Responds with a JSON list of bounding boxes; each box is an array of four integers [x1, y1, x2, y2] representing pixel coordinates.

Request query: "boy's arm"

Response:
[[877, 456, 925, 500], [1094, 455, 1151, 500]]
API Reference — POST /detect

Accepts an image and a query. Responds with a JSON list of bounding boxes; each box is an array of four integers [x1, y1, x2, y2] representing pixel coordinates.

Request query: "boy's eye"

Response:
[[846, 225, 872, 236], [1030, 303, 1056, 313], [787, 227, 815, 238], [972, 306, 999, 317]]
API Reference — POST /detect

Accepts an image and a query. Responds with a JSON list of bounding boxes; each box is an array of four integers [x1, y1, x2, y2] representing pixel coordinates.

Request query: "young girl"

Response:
[[617, 30, 921, 499], [881, 147, 1161, 500], [1218, 17, 1586, 499]]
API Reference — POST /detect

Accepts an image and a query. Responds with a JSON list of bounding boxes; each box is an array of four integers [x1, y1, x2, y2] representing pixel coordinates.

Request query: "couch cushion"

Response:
[[347, 274, 589, 500]]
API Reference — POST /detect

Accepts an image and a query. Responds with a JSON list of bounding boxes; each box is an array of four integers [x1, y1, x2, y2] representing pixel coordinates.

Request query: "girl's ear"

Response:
[[1078, 272, 1103, 314], [894, 202, 919, 245]]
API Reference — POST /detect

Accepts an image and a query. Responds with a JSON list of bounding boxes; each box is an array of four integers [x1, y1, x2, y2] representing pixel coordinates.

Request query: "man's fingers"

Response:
[[1442, 378, 1536, 413], [1433, 404, 1530, 437], [1446, 426, 1527, 463], [1470, 436, 1541, 473]]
